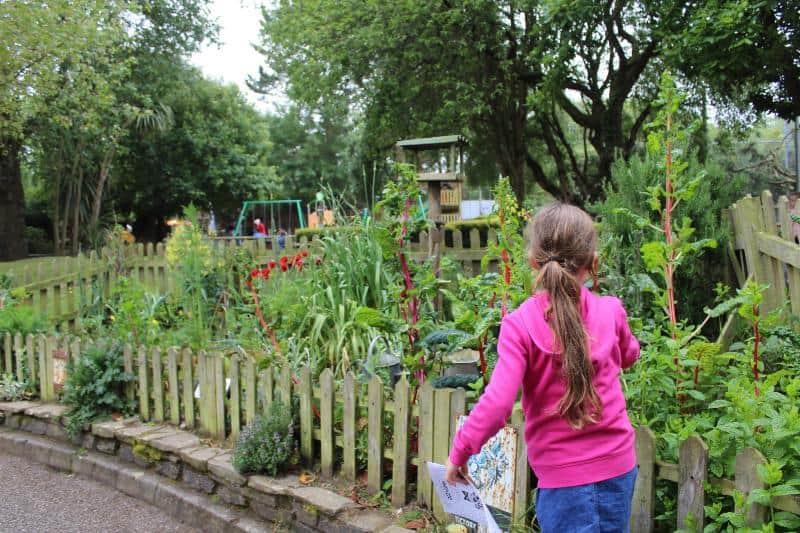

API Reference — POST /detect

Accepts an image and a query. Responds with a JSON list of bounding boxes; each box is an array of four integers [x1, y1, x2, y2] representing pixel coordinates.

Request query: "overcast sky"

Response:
[[190, 0, 281, 112]]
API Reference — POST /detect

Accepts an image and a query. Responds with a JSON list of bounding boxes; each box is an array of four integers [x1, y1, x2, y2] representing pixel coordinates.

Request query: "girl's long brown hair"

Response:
[[527, 203, 601, 430]]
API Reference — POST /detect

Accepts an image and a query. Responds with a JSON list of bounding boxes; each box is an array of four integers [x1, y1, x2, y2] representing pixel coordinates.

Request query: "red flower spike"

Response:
[[504, 265, 511, 284], [502, 249, 509, 263]]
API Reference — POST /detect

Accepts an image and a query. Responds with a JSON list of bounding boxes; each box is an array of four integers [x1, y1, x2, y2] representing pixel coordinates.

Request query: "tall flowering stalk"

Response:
[[616, 72, 717, 405], [376, 164, 432, 393], [484, 177, 528, 317]]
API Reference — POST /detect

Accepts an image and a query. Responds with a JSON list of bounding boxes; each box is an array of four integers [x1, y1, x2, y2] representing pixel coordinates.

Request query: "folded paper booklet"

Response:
[[427, 462, 501, 533]]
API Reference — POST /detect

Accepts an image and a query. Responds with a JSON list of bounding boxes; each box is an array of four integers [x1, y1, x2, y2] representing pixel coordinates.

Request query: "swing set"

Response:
[[232, 200, 307, 237]]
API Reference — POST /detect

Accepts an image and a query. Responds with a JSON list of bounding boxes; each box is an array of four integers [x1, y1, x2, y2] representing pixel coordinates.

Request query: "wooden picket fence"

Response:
[[4, 229, 498, 329], [3, 331, 800, 531], [729, 191, 800, 315]]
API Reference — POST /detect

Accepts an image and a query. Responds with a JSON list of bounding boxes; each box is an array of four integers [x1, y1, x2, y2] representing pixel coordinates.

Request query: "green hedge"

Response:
[[293, 226, 360, 239], [443, 215, 500, 232]]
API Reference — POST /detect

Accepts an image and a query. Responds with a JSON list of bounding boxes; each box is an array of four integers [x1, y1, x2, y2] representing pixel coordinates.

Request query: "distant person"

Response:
[[121, 224, 135, 244], [446, 204, 640, 533], [253, 218, 267, 238], [277, 228, 287, 251]]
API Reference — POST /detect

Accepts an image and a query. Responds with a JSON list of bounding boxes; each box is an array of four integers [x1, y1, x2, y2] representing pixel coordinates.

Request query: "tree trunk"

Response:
[[0, 138, 27, 261], [71, 168, 83, 255], [90, 147, 116, 232]]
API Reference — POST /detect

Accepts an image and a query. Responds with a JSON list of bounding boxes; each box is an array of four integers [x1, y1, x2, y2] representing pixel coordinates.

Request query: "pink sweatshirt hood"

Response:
[[518, 287, 593, 354]]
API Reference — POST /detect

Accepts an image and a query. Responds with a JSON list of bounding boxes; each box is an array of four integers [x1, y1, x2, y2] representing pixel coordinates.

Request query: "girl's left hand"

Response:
[[445, 458, 473, 486]]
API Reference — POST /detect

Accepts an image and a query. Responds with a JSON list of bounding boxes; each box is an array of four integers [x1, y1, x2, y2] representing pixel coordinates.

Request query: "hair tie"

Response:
[[543, 255, 564, 267]]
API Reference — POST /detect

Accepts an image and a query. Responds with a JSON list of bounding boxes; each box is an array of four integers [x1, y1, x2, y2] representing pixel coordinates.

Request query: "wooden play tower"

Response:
[[395, 135, 466, 224]]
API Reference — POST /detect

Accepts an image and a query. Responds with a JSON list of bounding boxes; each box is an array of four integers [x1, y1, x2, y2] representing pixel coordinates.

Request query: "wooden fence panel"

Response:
[[279, 365, 291, 409], [730, 192, 800, 316], [342, 371, 358, 481], [391, 377, 411, 507], [417, 382, 434, 507], [778, 196, 800, 315], [167, 348, 180, 426], [512, 406, 531, 525], [367, 374, 384, 493], [14, 333, 23, 382], [138, 345, 149, 421], [123, 345, 134, 404], [213, 354, 225, 441], [735, 447, 767, 527], [432, 388, 452, 519], [261, 368, 274, 411], [298, 366, 313, 464], [678, 435, 708, 532], [632, 426, 656, 533], [320, 368, 335, 477], [244, 358, 256, 425], [197, 350, 208, 433], [151, 347, 164, 423], [182, 348, 194, 429], [2, 333, 10, 375], [229, 355, 241, 441]]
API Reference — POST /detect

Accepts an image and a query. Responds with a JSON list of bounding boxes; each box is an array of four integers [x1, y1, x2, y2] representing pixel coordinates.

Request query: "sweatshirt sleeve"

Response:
[[616, 300, 640, 370], [449, 314, 528, 466]]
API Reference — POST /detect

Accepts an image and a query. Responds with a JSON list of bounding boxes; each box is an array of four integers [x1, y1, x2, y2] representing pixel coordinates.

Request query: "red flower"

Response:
[[504, 265, 511, 284], [501, 249, 509, 263], [251, 268, 261, 278], [301, 250, 309, 258], [268, 261, 277, 269], [315, 258, 322, 266], [280, 263, 288, 272]]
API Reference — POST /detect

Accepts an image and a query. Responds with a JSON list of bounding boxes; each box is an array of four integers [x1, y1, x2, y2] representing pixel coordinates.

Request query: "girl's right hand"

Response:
[[445, 458, 473, 486]]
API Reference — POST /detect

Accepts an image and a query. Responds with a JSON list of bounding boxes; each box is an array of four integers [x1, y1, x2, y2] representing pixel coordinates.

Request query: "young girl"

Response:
[[446, 203, 640, 532]]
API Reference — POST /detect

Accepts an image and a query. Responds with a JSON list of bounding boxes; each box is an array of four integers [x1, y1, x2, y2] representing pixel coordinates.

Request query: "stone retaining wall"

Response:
[[0, 401, 411, 533]]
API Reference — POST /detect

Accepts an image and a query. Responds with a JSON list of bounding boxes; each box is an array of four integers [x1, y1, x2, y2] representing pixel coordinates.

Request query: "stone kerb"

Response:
[[0, 401, 411, 533]]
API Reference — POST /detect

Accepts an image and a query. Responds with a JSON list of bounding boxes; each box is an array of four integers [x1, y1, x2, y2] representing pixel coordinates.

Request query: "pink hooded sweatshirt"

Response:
[[449, 287, 640, 488]]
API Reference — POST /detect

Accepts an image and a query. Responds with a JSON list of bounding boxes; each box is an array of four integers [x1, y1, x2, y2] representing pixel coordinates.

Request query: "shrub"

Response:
[[24, 225, 52, 255], [294, 226, 360, 239], [594, 150, 745, 330], [0, 373, 28, 401], [61, 342, 135, 437], [0, 304, 46, 337], [232, 400, 295, 476], [443, 215, 500, 232]]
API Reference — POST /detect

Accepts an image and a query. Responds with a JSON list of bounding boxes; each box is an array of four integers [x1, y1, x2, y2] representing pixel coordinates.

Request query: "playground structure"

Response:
[[232, 200, 306, 237], [395, 135, 466, 224]]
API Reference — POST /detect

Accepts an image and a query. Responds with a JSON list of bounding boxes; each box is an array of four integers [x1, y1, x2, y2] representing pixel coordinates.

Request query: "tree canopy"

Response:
[[254, 0, 798, 205]]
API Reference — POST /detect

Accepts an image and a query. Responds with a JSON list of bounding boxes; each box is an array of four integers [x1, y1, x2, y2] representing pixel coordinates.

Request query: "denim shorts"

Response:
[[535, 466, 638, 533]]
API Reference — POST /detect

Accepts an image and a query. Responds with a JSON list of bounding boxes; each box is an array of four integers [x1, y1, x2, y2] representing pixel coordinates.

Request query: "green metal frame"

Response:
[[233, 200, 306, 236]]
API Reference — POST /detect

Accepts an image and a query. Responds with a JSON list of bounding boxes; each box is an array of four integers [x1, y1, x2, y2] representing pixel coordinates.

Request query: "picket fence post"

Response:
[[298, 366, 313, 465], [391, 376, 411, 507], [367, 374, 384, 493], [319, 368, 335, 478], [342, 371, 358, 481], [182, 348, 194, 429]]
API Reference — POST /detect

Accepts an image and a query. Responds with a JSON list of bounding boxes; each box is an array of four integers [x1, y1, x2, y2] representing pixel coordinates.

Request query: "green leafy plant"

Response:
[[0, 373, 29, 401], [232, 400, 296, 476], [61, 342, 135, 437], [0, 276, 45, 336]]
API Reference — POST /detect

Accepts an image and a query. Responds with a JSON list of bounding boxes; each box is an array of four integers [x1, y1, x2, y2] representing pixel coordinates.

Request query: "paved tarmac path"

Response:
[[0, 451, 199, 533]]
